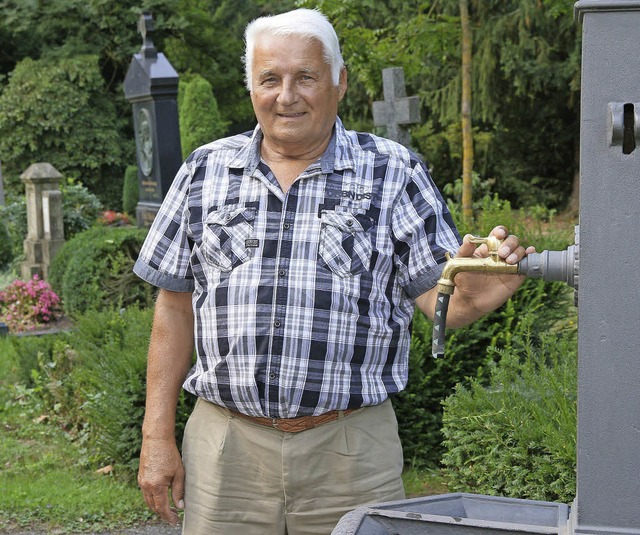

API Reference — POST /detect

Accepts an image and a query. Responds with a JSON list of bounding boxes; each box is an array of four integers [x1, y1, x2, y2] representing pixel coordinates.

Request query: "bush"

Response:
[[394, 277, 573, 468], [0, 217, 13, 270], [179, 74, 228, 158], [0, 198, 27, 263], [60, 180, 104, 239], [7, 334, 60, 386], [122, 165, 139, 216], [441, 322, 577, 503], [32, 308, 195, 474], [392, 194, 575, 468], [0, 55, 131, 208], [48, 226, 154, 318]]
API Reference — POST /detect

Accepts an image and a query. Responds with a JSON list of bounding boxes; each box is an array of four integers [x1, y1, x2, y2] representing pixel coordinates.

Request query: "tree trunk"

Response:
[[460, 0, 474, 225]]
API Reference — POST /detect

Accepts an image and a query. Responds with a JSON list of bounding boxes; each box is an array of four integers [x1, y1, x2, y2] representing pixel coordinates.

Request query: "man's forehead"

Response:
[[254, 33, 323, 54]]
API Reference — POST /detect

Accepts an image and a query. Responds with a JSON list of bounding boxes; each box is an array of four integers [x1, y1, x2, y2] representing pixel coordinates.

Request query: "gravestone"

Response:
[[372, 67, 420, 148], [123, 12, 181, 228], [20, 163, 65, 280]]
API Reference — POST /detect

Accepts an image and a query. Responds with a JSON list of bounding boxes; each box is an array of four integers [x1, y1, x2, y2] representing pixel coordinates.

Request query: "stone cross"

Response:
[[20, 162, 65, 280], [138, 12, 157, 59], [372, 67, 420, 148]]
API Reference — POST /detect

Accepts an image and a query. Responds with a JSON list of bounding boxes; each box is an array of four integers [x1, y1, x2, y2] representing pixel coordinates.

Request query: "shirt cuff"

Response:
[[403, 263, 445, 299], [133, 259, 195, 292]]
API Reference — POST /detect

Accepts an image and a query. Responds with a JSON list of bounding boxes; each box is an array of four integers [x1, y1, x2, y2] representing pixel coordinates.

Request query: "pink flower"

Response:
[[0, 275, 62, 333]]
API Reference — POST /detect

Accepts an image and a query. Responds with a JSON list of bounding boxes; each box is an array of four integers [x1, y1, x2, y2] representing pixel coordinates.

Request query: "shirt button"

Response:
[[274, 320, 281, 328], [269, 372, 276, 380], [278, 269, 286, 276], [283, 223, 291, 230], [347, 219, 354, 227]]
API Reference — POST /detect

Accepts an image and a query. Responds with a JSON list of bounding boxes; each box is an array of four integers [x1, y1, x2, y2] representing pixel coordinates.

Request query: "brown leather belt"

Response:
[[229, 408, 355, 433]]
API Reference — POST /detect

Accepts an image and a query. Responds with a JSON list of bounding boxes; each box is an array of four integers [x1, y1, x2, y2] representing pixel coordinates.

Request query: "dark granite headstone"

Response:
[[124, 13, 182, 228]]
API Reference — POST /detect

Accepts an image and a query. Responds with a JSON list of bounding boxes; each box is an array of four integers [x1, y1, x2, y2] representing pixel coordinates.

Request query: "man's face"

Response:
[[250, 34, 347, 157]]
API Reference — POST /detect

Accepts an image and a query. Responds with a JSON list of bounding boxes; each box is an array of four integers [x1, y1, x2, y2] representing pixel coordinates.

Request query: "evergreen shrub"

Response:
[[441, 322, 577, 503], [179, 74, 228, 158], [393, 193, 576, 468], [48, 226, 153, 317], [0, 218, 12, 269], [35, 308, 195, 474], [59, 180, 104, 239], [0, 198, 27, 263], [122, 165, 139, 216], [8, 334, 59, 386]]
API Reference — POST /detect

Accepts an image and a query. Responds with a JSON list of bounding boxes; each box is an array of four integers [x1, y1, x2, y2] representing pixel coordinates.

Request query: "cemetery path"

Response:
[[10, 522, 182, 535]]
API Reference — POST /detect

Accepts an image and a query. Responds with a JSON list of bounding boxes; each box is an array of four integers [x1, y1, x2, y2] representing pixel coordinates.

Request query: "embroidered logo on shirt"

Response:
[[245, 239, 259, 248], [342, 191, 372, 201]]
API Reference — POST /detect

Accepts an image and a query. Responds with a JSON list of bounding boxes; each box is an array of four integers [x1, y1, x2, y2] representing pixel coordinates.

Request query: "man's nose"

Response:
[[277, 79, 298, 105]]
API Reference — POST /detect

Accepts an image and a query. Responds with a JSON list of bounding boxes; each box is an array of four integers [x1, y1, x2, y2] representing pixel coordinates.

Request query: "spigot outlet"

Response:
[[432, 235, 519, 359]]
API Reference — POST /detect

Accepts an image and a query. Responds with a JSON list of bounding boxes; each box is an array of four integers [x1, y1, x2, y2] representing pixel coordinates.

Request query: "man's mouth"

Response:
[[278, 112, 305, 118]]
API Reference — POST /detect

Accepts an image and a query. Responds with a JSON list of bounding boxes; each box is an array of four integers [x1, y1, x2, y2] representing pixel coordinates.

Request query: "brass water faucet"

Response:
[[436, 236, 519, 295]]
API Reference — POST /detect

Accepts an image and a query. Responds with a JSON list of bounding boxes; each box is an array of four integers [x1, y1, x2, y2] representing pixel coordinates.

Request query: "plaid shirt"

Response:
[[134, 118, 461, 418]]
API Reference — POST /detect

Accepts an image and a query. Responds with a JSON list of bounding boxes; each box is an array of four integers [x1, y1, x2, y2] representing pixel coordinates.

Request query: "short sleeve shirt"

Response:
[[134, 118, 461, 418]]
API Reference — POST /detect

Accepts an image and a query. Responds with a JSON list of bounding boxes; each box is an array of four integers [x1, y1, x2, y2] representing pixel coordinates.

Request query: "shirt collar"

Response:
[[227, 117, 356, 175]]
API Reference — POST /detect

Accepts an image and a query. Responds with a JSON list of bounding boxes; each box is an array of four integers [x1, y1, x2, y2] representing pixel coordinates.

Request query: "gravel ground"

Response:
[[9, 522, 182, 535]]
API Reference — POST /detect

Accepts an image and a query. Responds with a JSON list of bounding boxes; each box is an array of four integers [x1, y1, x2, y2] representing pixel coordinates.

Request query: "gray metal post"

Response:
[[571, 2, 640, 534], [123, 12, 182, 228]]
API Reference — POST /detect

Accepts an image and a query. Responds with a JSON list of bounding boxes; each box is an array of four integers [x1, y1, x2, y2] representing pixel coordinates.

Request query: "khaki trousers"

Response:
[[181, 398, 405, 535]]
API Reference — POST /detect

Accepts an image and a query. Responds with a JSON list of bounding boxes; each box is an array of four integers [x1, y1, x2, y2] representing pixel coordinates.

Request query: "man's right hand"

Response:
[[138, 437, 185, 525]]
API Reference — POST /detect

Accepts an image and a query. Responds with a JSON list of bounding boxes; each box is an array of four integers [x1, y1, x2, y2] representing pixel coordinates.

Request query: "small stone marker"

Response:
[[20, 163, 65, 280], [372, 67, 420, 148]]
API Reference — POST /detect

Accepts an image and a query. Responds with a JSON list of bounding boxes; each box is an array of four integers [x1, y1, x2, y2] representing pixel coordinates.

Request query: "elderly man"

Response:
[[134, 8, 531, 535]]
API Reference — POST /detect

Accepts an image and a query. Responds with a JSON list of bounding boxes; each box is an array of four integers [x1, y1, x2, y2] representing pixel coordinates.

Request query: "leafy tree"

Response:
[[0, 0, 184, 92], [301, 0, 580, 210], [179, 74, 229, 158], [0, 55, 130, 208]]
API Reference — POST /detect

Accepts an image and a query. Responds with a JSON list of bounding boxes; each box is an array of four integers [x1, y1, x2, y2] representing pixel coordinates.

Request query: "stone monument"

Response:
[[20, 163, 65, 280], [123, 12, 182, 228], [372, 67, 420, 149]]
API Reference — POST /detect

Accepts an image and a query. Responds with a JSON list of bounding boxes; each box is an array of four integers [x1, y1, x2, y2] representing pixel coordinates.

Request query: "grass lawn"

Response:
[[0, 391, 155, 533], [0, 334, 448, 533]]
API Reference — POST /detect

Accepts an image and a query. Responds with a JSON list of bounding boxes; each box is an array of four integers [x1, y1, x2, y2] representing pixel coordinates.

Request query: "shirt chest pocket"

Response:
[[201, 206, 257, 272], [319, 210, 374, 277]]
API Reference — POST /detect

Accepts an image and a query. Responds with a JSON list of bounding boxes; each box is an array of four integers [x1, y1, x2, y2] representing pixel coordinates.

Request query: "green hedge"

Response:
[[28, 308, 195, 475], [48, 225, 154, 318], [392, 194, 575, 468], [441, 322, 577, 503]]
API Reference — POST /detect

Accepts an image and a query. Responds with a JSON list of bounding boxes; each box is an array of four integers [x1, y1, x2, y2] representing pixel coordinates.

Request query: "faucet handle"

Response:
[[468, 235, 502, 253]]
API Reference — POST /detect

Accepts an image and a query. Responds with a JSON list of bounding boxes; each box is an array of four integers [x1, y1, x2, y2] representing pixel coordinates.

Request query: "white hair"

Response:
[[243, 8, 345, 91]]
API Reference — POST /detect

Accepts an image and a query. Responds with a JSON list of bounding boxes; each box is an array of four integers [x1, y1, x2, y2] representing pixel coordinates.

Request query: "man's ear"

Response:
[[338, 67, 348, 101]]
